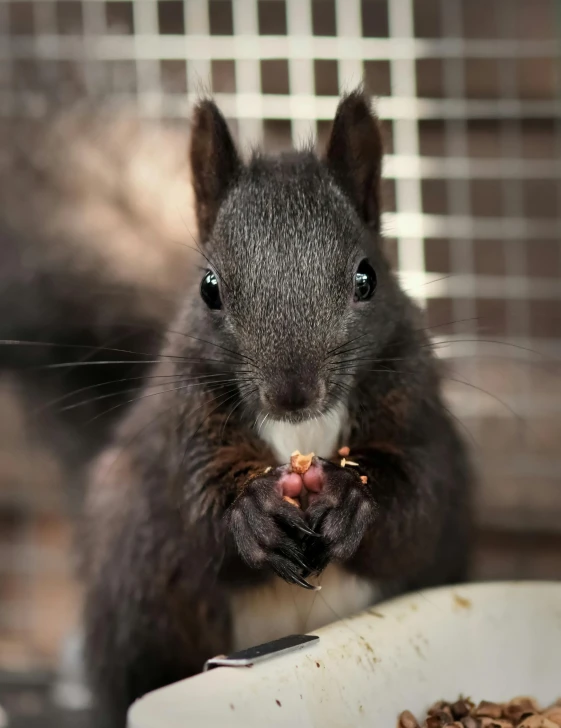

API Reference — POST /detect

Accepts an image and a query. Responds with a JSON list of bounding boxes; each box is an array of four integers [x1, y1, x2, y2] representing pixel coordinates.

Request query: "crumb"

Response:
[[338, 446, 350, 457], [264, 466, 272, 474], [345, 460, 359, 467], [340, 458, 347, 467], [360, 475, 368, 484], [290, 450, 314, 474], [283, 495, 301, 508]]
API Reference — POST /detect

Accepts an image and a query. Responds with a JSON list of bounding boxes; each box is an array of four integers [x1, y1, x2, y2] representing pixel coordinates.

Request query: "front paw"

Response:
[[303, 459, 376, 573], [226, 467, 319, 590]]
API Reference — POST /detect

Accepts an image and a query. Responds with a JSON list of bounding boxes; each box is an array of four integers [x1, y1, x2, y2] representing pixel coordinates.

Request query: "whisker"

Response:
[[438, 401, 480, 451], [325, 334, 368, 359], [327, 342, 375, 362], [328, 367, 399, 376], [1, 335, 256, 369], [220, 398, 245, 443], [30, 356, 237, 372], [417, 317, 481, 334], [59, 377, 256, 413], [256, 412, 271, 438], [402, 273, 452, 293], [443, 375, 525, 427], [163, 329, 258, 368], [38, 370, 253, 412], [425, 338, 554, 362], [84, 380, 235, 426]]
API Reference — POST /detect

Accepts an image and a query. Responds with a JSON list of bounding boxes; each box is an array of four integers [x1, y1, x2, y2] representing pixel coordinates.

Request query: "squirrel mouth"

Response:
[[258, 380, 330, 424]]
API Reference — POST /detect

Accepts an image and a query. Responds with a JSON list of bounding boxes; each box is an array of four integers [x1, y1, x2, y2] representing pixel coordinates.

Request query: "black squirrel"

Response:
[[83, 90, 473, 726]]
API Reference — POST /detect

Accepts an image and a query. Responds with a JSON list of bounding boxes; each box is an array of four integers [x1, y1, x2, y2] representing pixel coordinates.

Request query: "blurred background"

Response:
[[0, 0, 560, 725]]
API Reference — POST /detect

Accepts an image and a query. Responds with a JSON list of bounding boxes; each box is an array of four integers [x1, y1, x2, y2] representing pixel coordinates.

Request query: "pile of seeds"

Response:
[[398, 697, 561, 728]]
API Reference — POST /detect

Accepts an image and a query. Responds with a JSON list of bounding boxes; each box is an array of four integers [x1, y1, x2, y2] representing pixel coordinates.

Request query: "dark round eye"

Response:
[[200, 270, 222, 310], [354, 259, 377, 302]]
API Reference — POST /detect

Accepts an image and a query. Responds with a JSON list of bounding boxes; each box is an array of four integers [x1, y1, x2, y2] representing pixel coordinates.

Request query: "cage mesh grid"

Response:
[[0, 0, 560, 668]]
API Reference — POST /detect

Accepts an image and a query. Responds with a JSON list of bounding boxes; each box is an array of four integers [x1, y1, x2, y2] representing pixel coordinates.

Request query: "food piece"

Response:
[[344, 460, 359, 467], [543, 708, 561, 727], [338, 446, 350, 457], [519, 718, 558, 728], [426, 708, 455, 727], [398, 697, 561, 728], [504, 699, 541, 723], [506, 699, 540, 721], [475, 718, 513, 728], [290, 450, 314, 474], [398, 711, 421, 728], [282, 495, 301, 508], [452, 700, 474, 720], [475, 703, 503, 720], [360, 475, 368, 484], [425, 716, 446, 728], [264, 466, 272, 474]]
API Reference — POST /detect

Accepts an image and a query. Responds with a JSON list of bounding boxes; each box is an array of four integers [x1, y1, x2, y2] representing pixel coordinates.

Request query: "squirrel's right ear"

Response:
[[324, 90, 383, 230], [190, 100, 242, 242]]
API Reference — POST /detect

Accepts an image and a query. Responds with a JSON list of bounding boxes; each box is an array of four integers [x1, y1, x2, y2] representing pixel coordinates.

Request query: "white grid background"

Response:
[[0, 0, 560, 667]]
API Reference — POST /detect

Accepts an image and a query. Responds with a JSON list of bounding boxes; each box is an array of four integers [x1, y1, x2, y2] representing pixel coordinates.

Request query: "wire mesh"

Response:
[[0, 0, 560, 669]]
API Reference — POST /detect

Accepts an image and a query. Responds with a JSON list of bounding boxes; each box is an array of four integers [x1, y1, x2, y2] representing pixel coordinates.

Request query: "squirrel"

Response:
[[82, 89, 473, 727]]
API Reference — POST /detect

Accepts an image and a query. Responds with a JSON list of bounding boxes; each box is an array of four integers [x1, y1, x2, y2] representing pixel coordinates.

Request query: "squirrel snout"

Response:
[[263, 378, 321, 415]]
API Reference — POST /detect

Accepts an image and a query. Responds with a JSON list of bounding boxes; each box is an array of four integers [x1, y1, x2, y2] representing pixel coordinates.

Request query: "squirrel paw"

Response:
[[303, 458, 376, 573], [227, 467, 319, 590]]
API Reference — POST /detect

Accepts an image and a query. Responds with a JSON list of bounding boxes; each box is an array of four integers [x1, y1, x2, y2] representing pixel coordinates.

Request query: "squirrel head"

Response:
[[188, 89, 408, 424]]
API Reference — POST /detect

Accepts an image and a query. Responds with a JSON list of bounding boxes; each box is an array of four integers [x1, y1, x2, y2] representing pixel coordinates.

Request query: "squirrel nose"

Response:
[[269, 380, 314, 413]]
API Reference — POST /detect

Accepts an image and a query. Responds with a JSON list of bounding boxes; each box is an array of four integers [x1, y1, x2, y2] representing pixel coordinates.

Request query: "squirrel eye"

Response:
[[354, 259, 377, 302], [200, 270, 222, 310]]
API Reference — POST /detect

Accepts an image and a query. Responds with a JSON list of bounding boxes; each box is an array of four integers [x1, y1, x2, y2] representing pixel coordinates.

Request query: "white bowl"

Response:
[[128, 581, 561, 727]]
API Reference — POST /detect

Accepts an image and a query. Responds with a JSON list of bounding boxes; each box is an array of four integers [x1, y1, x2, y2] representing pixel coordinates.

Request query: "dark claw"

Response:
[[288, 520, 321, 538], [268, 553, 316, 590], [290, 573, 320, 591], [301, 460, 376, 569], [228, 471, 318, 587], [301, 534, 330, 576]]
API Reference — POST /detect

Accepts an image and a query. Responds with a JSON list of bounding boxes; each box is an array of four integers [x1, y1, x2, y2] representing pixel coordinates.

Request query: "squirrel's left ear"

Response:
[[324, 89, 384, 230], [190, 99, 242, 243]]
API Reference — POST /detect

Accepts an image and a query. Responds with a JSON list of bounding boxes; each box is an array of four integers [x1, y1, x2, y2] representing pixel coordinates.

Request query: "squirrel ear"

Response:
[[190, 99, 241, 243], [324, 89, 383, 229]]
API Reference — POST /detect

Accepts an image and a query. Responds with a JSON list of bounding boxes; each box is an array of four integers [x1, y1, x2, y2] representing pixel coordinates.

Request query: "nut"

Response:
[[461, 718, 480, 728], [401, 695, 561, 728], [398, 710, 420, 728], [452, 701, 474, 720], [543, 708, 561, 727], [290, 450, 314, 474], [475, 702, 503, 720], [282, 495, 300, 508], [519, 718, 559, 728]]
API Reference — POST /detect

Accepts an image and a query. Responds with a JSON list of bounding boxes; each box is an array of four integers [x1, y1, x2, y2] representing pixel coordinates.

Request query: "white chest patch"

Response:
[[233, 405, 379, 652], [259, 404, 348, 463], [230, 565, 381, 652]]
